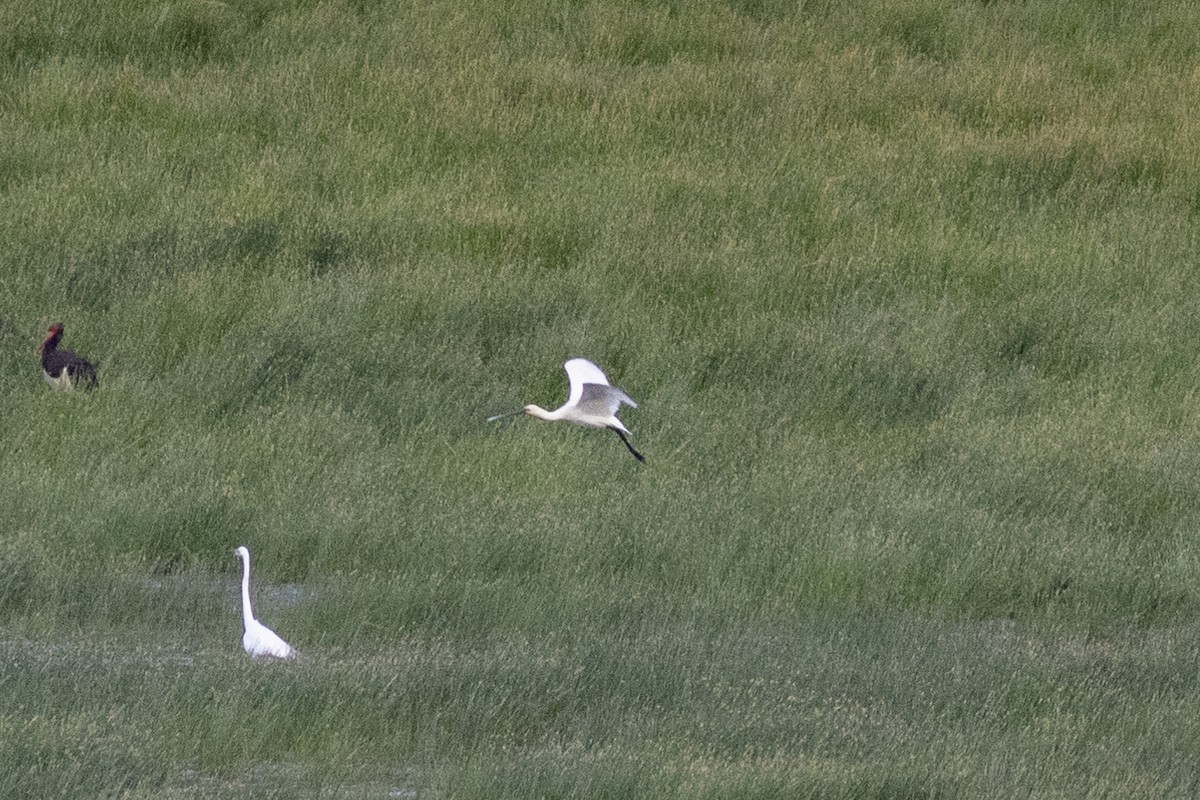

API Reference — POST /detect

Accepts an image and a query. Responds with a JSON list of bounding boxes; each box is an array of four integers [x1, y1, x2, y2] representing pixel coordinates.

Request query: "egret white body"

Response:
[[234, 546, 295, 660], [515, 358, 645, 462]]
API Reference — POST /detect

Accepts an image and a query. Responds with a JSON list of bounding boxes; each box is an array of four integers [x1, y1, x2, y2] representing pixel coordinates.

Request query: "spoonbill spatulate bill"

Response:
[[491, 358, 646, 463], [234, 546, 295, 660]]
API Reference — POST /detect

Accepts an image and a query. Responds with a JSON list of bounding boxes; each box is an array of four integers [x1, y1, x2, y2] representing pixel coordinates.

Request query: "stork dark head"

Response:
[[39, 322, 65, 354]]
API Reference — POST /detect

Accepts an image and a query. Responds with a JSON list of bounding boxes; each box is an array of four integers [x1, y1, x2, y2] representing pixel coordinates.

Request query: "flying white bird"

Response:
[[234, 546, 295, 660], [489, 358, 645, 462]]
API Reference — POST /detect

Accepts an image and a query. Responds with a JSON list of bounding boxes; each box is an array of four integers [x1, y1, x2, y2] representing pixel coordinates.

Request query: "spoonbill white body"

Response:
[[234, 546, 295, 660], [499, 358, 645, 462]]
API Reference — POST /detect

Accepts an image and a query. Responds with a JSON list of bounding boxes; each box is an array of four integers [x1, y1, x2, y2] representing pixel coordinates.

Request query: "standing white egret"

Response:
[[490, 358, 645, 462], [234, 546, 295, 660]]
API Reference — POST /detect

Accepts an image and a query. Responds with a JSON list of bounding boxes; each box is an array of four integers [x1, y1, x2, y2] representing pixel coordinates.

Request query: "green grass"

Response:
[[3, 0, 1200, 795], [5, 613, 1200, 798]]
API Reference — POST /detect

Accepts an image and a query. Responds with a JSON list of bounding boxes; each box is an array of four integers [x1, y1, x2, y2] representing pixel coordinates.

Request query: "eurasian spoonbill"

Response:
[[489, 358, 645, 463]]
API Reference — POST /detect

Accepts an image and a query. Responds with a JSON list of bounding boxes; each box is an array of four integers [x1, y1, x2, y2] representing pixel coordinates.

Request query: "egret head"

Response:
[[234, 545, 250, 561]]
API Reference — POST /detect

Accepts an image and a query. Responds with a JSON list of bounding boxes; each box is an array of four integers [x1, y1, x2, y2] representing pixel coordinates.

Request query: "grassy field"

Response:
[[3, 0, 1200, 796]]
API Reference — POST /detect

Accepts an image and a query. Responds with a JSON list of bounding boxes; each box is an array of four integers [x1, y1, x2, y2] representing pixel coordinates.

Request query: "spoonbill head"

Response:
[[517, 358, 645, 462], [234, 545, 295, 660]]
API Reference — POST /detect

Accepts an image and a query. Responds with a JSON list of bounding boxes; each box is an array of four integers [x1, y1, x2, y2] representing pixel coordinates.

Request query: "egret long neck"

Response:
[[240, 555, 255, 627]]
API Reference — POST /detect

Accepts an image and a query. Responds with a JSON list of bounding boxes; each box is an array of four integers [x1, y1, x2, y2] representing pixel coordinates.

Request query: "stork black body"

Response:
[[39, 322, 98, 391]]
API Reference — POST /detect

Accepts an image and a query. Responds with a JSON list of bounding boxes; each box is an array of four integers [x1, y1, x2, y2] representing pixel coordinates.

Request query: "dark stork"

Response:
[[38, 322, 98, 391]]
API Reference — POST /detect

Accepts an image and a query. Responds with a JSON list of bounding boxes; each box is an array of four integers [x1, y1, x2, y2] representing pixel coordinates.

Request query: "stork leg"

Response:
[[611, 427, 646, 463]]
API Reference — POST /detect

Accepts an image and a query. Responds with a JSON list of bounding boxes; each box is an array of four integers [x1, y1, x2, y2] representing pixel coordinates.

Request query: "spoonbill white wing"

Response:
[[563, 358, 611, 407], [576, 382, 636, 419]]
